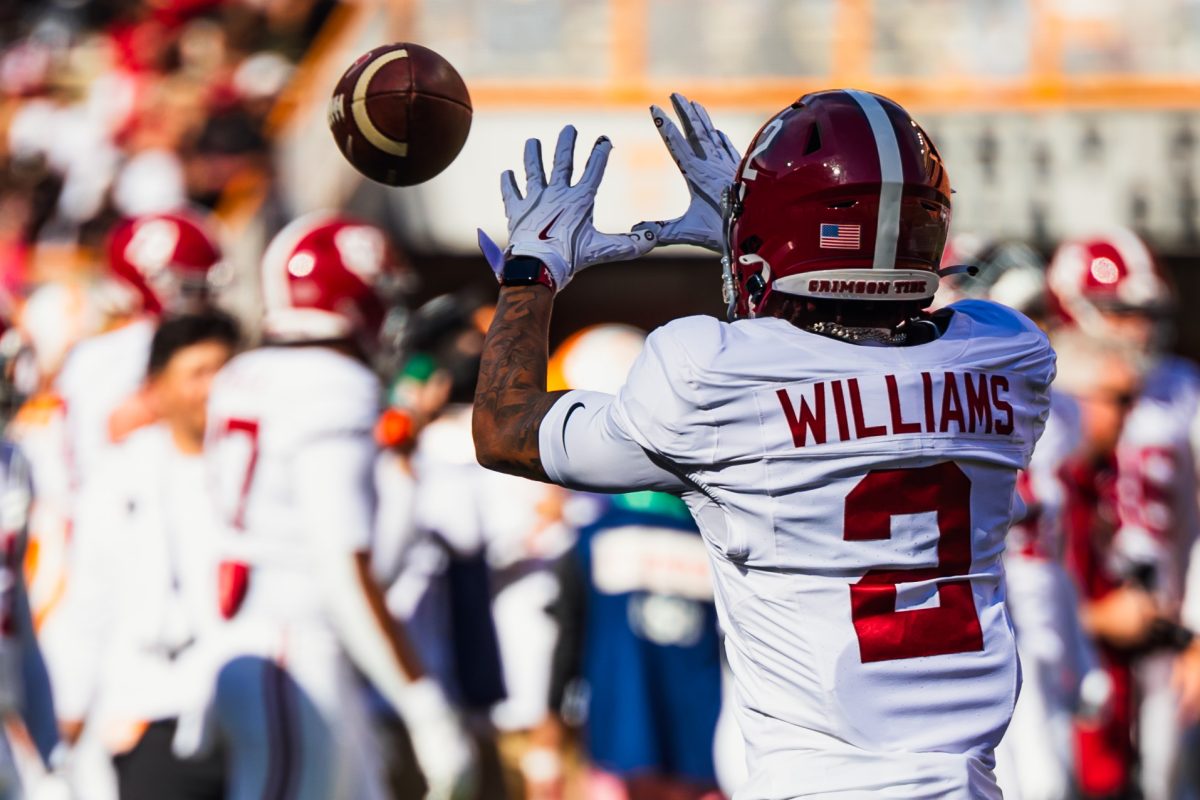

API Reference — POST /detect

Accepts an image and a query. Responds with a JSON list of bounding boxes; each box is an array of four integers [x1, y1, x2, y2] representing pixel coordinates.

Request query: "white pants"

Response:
[[208, 623, 389, 800]]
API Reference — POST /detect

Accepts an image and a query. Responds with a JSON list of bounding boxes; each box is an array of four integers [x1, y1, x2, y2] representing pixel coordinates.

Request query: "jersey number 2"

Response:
[[844, 461, 983, 663]]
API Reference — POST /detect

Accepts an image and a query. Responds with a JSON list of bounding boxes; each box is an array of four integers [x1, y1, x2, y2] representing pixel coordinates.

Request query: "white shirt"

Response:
[[52, 425, 221, 727], [55, 318, 155, 487], [537, 300, 1055, 799]]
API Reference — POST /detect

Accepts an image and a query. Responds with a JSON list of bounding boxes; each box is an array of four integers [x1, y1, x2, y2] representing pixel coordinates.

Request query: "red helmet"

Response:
[[107, 211, 223, 315], [724, 90, 951, 319], [1046, 229, 1173, 336], [260, 212, 404, 350]]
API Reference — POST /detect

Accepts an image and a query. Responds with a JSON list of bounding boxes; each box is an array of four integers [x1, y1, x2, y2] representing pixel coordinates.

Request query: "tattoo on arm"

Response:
[[473, 283, 567, 481]]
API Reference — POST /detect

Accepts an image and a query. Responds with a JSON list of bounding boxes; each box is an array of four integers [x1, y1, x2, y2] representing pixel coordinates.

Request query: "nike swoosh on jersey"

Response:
[[538, 210, 565, 241], [561, 401, 586, 454]]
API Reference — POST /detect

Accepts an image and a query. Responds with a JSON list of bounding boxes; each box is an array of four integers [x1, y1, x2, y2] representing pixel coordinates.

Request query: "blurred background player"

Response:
[[51, 311, 238, 800], [540, 324, 725, 800], [199, 213, 474, 800], [371, 291, 509, 799], [1051, 329, 1151, 800], [1047, 230, 1200, 800], [55, 210, 225, 488], [0, 440, 62, 800], [374, 290, 577, 799]]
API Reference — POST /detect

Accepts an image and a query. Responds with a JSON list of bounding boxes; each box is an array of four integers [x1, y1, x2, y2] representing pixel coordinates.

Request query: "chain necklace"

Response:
[[804, 320, 909, 345]]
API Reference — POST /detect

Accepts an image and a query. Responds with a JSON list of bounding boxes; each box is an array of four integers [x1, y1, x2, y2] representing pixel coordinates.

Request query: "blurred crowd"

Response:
[[0, 3, 1197, 800]]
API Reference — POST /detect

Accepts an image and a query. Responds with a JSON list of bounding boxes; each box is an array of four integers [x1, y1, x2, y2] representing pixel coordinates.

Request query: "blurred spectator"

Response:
[[546, 490, 723, 800]]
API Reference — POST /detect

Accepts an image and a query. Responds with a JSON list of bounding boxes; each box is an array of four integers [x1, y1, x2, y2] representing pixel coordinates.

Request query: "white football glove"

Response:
[[482, 125, 659, 290], [640, 93, 741, 252], [400, 678, 478, 800]]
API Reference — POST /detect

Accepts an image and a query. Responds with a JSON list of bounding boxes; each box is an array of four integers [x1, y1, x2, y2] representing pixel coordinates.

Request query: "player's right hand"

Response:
[[638, 93, 742, 252], [490, 125, 659, 290]]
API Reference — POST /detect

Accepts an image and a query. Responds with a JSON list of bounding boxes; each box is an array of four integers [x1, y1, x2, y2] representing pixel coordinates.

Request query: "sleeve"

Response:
[[538, 319, 721, 493], [538, 390, 688, 493], [1022, 331, 1057, 464]]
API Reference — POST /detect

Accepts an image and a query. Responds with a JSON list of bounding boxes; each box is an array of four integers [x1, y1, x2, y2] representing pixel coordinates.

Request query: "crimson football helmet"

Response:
[[260, 212, 405, 351], [723, 90, 951, 319], [1045, 229, 1173, 338], [107, 211, 224, 315]]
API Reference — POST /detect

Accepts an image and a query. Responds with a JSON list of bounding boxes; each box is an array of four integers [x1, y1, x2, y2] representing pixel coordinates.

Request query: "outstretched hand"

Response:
[[482, 125, 659, 290], [638, 93, 741, 252]]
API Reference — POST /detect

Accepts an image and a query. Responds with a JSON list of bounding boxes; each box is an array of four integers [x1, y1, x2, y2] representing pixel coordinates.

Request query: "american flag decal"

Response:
[[819, 223, 861, 250]]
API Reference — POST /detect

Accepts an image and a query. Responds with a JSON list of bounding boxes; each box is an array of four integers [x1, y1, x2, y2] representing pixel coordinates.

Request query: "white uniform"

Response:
[[1113, 357, 1200, 800], [51, 425, 221, 748], [538, 300, 1055, 799], [995, 392, 1100, 800], [55, 319, 156, 487], [203, 346, 389, 800]]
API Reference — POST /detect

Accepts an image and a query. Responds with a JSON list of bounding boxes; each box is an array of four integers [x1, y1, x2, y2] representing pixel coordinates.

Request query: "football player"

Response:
[[1046, 231, 1200, 800], [197, 214, 474, 800], [56, 210, 225, 486], [471, 91, 1054, 798]]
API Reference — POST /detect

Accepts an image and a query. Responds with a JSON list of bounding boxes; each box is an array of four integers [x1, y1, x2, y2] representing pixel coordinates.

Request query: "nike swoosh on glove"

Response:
[[484, 125, 660, 290], [638, 93, 741, 252]]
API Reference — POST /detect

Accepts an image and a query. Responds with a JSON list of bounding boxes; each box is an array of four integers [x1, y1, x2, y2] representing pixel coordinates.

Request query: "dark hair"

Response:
[[400, 291, 486, 404], [147, 311, 241, 377]]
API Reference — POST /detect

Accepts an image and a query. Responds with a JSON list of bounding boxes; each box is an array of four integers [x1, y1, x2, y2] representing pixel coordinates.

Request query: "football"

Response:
[[328, 43, 472, 187]]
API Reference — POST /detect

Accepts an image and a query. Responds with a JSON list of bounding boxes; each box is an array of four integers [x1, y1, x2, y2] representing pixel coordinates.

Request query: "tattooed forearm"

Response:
[[473, 283, 566, 481]]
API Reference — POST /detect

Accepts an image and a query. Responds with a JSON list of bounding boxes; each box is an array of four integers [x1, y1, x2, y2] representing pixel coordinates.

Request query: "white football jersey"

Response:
[[1113, 356, 1200, 606], [55, 318, 156, 487], [539, 300, 1055, 799], [205, 346, 380, 626]]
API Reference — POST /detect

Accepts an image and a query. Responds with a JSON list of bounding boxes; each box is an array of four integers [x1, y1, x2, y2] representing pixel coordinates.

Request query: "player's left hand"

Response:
[[481, 125, 659, 290], [637, 93, 742, 252]]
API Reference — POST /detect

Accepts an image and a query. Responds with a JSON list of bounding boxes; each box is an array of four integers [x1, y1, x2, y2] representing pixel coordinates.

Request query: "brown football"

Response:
[[328, 43, 472, 187]]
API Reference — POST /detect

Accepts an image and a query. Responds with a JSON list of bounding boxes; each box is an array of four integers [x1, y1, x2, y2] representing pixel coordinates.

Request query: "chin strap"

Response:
[[937, 263, 979, 278]]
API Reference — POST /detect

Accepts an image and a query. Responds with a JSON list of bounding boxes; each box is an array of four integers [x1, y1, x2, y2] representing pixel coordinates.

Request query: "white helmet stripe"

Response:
[[845, 90, 904, 271]]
